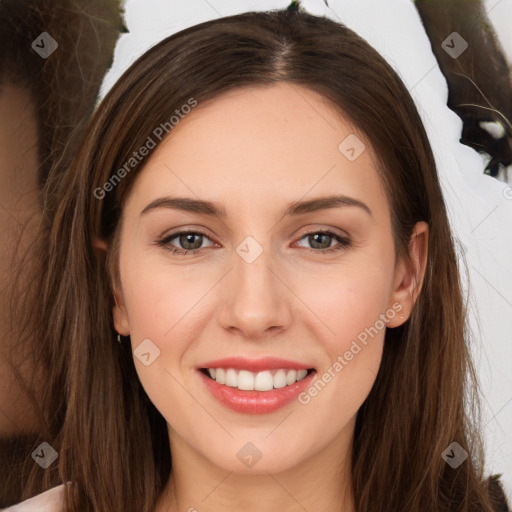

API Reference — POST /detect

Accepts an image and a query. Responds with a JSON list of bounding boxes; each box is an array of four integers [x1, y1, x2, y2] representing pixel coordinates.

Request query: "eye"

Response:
[[295, 230, 351, 253], [156, 229, 351, 256], [157, 231, 216, 255]]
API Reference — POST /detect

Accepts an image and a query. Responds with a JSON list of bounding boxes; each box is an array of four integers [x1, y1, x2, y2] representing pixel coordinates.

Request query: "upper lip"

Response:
[[198, 356, 314, 372]]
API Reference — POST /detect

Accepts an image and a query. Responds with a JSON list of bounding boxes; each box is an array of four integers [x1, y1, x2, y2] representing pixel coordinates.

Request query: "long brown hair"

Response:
[[14, 8, 504, 511]]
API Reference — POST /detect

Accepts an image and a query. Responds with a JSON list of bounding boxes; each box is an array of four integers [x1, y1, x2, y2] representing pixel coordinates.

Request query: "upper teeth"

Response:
[[206, 368, 309, 391]]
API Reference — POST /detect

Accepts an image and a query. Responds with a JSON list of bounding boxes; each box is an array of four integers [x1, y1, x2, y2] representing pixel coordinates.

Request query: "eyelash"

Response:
[[156, 230, 351, 255]]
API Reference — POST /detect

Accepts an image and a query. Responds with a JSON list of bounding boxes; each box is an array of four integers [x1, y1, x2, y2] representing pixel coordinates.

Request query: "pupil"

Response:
[[181, 233, 202, 250], [311, 233, 330, 249]]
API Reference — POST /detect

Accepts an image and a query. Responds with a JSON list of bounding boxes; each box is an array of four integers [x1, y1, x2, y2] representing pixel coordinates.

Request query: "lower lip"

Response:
[[197, 369, 316, 414]]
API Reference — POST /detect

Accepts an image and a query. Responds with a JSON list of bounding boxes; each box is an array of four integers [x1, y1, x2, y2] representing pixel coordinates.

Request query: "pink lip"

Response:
[[198, 356, 313, 372], [197, 367, 316, 415]]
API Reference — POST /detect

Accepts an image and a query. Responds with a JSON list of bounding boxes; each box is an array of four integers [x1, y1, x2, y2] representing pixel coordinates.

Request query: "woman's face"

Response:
[[112, 83, 426, 474]]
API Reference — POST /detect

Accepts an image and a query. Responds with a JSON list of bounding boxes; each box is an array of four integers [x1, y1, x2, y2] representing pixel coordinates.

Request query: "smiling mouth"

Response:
[[199, 367, 316, 392]]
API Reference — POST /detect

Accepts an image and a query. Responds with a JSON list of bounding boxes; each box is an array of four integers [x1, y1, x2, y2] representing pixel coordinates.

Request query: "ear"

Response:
[[92, 235, 108, 261], [386, 221, 429, 327], [92, 236, 130, 336], [112, 281, 130, 336]]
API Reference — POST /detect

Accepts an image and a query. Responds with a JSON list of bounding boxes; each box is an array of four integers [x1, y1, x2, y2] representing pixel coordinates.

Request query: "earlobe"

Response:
[[92, 235, 108, 262], [387, 221, 429, 327], [112, 282, 130, 336], [92, 236, 107, 251]]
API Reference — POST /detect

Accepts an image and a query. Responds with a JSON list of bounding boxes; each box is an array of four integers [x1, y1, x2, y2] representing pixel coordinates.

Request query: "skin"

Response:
[[0, 84, 41, 436], [108, 83, 428, 512]]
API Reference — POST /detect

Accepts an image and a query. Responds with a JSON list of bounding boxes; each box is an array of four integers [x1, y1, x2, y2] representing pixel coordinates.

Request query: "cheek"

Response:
[[118, 255, 206, 422], [120, 251, 209, 342], [294, 251, 395, 349], [291, 249, 394, 407]]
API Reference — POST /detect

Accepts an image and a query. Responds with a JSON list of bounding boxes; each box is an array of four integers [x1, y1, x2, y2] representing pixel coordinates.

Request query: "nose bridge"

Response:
[[219, 233, 290, 336], [233, 233, 280, 307]]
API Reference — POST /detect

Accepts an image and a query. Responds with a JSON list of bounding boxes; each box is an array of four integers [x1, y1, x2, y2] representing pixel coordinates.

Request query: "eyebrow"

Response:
[[140, 194, 372, 218]]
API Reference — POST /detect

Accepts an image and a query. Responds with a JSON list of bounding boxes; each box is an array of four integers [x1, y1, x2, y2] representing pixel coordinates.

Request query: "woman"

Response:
[[8, 7, 510, 512]]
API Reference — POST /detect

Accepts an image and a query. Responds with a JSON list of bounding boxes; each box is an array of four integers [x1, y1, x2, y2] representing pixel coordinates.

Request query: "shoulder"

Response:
[[1, 483, 68, 512]]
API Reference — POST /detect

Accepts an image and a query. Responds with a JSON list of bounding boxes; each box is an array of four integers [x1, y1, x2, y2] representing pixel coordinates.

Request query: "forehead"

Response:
[[124, 83, 388, 220]]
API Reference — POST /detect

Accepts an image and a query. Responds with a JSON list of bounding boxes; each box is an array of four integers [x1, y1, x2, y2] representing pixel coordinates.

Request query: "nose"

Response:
[[218, 243, 292, 340]]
